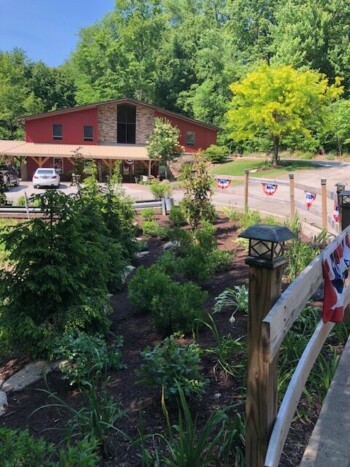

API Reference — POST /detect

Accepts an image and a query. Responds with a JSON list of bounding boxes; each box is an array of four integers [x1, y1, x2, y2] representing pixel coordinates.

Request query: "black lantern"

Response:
[[238, 224, 294, 267], [339, 190, 350, 207], [336, 182, 346, 195]]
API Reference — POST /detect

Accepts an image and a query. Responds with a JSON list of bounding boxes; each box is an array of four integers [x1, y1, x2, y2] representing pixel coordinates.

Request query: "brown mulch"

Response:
[[0, 215, 317, 466]]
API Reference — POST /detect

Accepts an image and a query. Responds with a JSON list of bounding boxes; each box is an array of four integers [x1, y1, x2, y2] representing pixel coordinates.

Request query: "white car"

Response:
[[32, 168, 60, 188]]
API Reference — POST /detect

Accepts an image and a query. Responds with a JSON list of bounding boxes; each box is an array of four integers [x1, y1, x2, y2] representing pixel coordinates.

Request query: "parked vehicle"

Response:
[[32, 168, 60, 188], [0, 165, 20, 190]]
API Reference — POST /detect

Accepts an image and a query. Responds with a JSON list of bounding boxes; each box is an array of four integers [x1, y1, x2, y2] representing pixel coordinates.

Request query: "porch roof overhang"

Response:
[[0, 141, 150, 160]]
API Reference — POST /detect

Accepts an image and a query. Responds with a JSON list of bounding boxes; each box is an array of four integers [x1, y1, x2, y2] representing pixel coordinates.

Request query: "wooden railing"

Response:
[[249, 225, 350, 466]]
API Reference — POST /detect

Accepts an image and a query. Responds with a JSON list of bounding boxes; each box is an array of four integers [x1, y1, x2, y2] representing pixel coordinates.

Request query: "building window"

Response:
[[84, 125, 93, 142], [53, 124, 63, 141], [117, 104, 136, 144], [186, 131, 195, 146]]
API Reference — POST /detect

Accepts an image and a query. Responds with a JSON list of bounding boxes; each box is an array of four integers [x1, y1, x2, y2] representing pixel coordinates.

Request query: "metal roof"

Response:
[[0, 141, 150, 160], [20, 97, 220, 131]]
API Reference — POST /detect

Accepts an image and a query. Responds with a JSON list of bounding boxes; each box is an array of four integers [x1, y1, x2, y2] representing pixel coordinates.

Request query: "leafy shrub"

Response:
[[168, 205, 187, 226], [141, 208, 156, 221], [151, 281, 207, 335], [150, 182, 172, 199], [210, 249, 232, 272], [204, 144, 229, 163], [142, 220, 169, 239], [53, 330, 124, 387], [128, 265, 174, 312], [128, 264, 207, 334], [0, 428, 99, 466], [138, 334, 207, 398]]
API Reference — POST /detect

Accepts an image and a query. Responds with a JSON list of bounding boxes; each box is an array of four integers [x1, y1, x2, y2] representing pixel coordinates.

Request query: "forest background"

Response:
[[1, 0, 350, 156]]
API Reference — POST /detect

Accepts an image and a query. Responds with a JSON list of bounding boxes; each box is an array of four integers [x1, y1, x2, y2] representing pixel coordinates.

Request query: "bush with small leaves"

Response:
[[141, 208, 156, 221], [0, 428, 99, 466], [150, 281, 208, 335], [150, 182, 173, 199], [142, 220, 169, 239], [53, 330, 124, 387], [128, 264, 174, 312], [168, 205, 187, 226], [138, 334, 207, 399]]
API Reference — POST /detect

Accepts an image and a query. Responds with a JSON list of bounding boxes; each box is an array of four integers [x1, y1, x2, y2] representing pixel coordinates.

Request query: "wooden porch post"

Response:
[[289, 173, 295, 220], [321, 178, 327, 231], [244, 170, 249, 212]]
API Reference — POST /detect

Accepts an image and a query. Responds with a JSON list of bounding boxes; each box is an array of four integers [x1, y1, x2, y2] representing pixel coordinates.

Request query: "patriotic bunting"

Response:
[[333, 202, 340, 223], [322, 235, 350, 323], [124, 160, 134, 165], [215, 178, 231, 190], [261, 183, 278, 196], [305, 191, 316, 209]]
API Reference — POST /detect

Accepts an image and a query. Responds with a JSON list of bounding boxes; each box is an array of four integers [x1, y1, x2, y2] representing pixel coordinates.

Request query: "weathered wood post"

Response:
[[321, 178, 327, 231], [244, 170, 249, 212], [289, 173, 295, 220], [239, 225, 294, 467]]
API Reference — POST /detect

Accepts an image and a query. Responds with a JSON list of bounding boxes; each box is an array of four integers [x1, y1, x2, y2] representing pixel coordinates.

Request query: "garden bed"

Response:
[[0, 215, 320, 466]]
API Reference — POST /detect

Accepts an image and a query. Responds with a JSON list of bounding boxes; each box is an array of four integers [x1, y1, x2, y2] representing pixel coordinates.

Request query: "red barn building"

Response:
[[0, 98, 218, 182]]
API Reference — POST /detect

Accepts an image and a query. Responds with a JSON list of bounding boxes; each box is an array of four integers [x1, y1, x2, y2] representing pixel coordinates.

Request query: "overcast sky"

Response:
[[0, 0, 115, 66]]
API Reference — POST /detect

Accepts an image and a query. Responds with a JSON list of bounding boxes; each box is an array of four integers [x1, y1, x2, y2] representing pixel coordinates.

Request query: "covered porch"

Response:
[[0, 141, 158, 182]]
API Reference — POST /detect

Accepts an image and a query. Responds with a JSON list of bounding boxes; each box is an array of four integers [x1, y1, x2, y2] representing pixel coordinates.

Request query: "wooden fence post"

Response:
[[244, 170, 249, 212], [289, 173, 295, 220], [321, 178, 327, 231], [239, 226, 293, 467]]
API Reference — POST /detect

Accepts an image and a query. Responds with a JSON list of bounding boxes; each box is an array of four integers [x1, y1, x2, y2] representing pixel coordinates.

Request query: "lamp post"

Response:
[[338, 190, 350, 231], [239, 224, 294, 467]]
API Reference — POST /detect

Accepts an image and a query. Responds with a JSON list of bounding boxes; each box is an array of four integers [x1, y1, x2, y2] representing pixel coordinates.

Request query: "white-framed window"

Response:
[[186, 130, 195, 146], [53, 124, 63, 140], [84, 125, 93, 142]]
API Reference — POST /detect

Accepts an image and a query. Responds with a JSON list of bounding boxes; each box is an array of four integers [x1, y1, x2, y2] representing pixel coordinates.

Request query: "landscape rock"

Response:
[[121, 265, 136, 284], [2, 360, 52, 393], [0, 390, 7, 415], [135, 251, 149, 259], [163, 240, 180, 251]]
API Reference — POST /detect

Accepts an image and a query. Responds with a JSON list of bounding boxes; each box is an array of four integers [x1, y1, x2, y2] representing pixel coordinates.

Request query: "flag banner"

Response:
[[125, 159, 134, 165], [305, 191, 316, 208], [322, 234, 350, 323], [333, 201, 340, 223], [215, 178, 231, 190], [261, 183, 278, 196]]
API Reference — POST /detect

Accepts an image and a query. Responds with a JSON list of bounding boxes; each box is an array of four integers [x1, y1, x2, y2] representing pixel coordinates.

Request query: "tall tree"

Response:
[[271, 0, 350, 94], [226, 63, 343, 164], [70, 0, 168, 104], [147, 118, 183, 179]]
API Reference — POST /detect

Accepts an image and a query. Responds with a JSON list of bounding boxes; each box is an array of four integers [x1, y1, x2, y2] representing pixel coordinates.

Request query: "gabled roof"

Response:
[[22, 97, 220, 131]]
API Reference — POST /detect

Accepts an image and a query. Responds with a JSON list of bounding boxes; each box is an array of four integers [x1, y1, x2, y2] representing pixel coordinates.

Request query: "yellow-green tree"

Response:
[[226, 64, 343, 164]]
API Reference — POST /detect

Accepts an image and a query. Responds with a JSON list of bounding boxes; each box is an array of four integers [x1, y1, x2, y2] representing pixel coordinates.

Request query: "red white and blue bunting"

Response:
[[333, 202, 340, 223], [124, 159, 134, 166], [261, 183, 278, 196], [305, 191, 316, 209], [215, 178, 231, 190]]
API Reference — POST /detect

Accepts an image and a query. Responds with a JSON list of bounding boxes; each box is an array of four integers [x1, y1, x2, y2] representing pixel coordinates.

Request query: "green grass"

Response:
[[211, 159, 325, 178]]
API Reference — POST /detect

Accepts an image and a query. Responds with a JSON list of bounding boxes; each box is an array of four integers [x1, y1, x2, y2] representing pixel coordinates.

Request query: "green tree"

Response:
[[147, 118, 183, 179], [180, 151, 215, 231], [226, 63, 343, 164], [322, 99, 350, 155]]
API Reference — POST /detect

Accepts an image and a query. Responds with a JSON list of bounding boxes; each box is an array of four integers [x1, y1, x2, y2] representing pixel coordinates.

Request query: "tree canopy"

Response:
[[2, 0, 350, 154], [226, 64, 343, 164]]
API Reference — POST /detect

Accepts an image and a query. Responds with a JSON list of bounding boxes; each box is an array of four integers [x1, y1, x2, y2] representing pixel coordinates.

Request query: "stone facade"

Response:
[[98, 103, 155, 144], [98, 103, 118, 144], [136, 107, 155, 144]]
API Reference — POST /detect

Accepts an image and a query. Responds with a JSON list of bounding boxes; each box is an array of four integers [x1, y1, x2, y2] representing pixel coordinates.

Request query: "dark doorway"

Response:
[[117, 105, 136, 144]]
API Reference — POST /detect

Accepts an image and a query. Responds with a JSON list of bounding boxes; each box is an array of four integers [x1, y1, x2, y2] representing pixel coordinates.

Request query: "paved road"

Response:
[[5, 162, 350, 230]]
